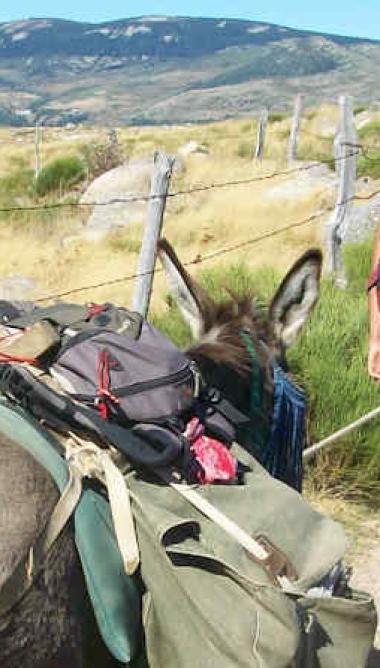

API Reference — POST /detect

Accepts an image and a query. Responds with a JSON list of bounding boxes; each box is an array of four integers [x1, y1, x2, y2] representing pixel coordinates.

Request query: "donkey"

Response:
[[158, 239, 322, 426], [0, 242, 322, 668]]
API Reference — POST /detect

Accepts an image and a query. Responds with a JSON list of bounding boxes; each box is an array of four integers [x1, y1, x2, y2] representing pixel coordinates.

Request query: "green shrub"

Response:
[[268, 112, 287, 123], [354, 105, 367, 116], [356, 122, 380, 178], [358, 120, 380, 142], [35, 156, 85, 196], [357, 153, 380, 179]]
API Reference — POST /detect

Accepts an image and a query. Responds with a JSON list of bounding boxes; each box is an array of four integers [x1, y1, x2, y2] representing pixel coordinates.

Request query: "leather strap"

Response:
[[159, 470, 297, 591]]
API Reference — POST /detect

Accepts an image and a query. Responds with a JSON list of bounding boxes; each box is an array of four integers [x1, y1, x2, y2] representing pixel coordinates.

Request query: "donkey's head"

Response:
[[158, 239, 322, 421]]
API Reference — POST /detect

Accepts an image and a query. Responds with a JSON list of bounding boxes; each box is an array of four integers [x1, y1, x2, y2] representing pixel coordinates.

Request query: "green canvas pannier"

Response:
[[125, 443, 377, 668], [0, 398, 376, 667]]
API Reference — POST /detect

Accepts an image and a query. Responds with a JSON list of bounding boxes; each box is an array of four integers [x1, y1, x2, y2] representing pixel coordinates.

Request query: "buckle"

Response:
[[248, 534, 298, 584]]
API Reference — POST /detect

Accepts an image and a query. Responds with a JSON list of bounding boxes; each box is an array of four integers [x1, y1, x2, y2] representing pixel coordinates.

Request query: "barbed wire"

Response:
[[0, 131, 378, 304], [0, 149, 362, 215], [32, 209, 327, 303], [27, 184, 380, 304]]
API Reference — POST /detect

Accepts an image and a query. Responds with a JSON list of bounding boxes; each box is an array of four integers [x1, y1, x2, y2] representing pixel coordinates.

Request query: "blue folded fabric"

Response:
[[263, 365, 306, 492]]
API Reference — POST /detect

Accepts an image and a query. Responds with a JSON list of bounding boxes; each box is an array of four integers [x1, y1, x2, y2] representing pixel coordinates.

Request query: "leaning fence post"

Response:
[[288, 94, 303, 163], [254, 108, 268, 161], [132, 151, 175, 318], [34, 120, 42, 179], [325, 95, 358, 287]]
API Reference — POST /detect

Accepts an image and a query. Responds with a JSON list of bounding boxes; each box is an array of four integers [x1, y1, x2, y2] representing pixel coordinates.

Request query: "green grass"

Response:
[[0, 167, 36, 226], [357, 153, 380, 179], [35, 156, 85, 196], [289, 240, 380, 500], [108, 233, 141, 254], [152, 243, 380, 502], [0, 167, 34, 199], [356, 121, 380, 179], [297, 141, 334, 169], [268, 112, 287, 123], [358, 120, 380, 142]]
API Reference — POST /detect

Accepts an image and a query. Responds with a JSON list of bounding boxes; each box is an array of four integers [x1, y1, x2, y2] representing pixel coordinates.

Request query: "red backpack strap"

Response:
[[0, 328, 39, 366], [0, 352, 38, 365], [96, 350, 120, 419]]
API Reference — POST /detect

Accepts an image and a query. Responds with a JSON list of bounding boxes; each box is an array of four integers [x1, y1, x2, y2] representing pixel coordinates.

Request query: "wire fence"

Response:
[[0, 122, 379, 304], [0, 147, 368, 215], [32, 208, 327, 303], [25, 181, 380, 304]]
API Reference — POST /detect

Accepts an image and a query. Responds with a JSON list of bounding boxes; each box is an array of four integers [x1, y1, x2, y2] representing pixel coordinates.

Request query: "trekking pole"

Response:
[[303, 405, 380, 462]]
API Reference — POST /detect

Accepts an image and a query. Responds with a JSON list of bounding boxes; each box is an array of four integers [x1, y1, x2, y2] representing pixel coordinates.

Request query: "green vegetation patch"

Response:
[[268, 112, 287, 123], [357, 121, 380, 179], [35, 156, 85, 196]]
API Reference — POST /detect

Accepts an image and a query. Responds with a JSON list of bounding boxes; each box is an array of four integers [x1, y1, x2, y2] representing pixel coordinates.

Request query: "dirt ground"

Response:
[[308, 494, 380, 665], [352, 524, 380, 666]]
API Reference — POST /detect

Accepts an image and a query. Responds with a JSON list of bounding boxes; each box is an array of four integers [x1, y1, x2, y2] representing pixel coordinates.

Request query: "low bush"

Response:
[[354, 105, 367, 116], [35, 156, 85, 196], [357, 153, 380, 180], [268, 112, 287, 123], [358, 120, 380, 142], [357, 122, 380, 179], [81, 140, 123, 179]]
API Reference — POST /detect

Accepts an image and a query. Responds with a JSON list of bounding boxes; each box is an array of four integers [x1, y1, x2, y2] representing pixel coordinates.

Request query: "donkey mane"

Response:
[[157, 238, 274, 374], [187, 291, 273, 374]]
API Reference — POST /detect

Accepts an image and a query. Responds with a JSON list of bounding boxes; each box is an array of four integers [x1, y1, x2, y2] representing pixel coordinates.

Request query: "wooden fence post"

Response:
[[325, 95, 358, 287], [34, 121, 42, 179], [254, 108, 268, 161], [288, 94, 303, 163], [132, 151, 175, 318]]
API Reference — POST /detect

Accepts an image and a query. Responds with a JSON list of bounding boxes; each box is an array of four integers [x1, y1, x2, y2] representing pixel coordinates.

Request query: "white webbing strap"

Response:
[[163, 475, 294, 591], [66, 434, 140, 575], [100, 452, 140, 575]]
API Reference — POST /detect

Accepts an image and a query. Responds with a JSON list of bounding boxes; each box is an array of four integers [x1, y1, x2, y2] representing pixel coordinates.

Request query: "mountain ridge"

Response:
[[0, 16, 379, 126]]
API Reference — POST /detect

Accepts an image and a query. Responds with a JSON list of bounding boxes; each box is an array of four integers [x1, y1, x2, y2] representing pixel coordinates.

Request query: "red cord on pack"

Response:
[[0, 328, 39, 365], [87, 303, 108, 318], [96, 350, 119, 419], [0, 351, 38, 365]]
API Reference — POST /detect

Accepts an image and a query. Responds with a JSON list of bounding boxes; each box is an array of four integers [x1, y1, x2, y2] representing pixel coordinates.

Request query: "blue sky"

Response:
[[1, 1, 379, 41]]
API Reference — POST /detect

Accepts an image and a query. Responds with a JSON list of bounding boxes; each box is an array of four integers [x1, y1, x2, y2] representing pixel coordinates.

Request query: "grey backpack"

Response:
[[52, 321, 198, 425]]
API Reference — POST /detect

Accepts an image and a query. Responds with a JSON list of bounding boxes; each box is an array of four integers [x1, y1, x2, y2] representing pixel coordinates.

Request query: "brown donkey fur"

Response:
[[158, 239, 322, 405]]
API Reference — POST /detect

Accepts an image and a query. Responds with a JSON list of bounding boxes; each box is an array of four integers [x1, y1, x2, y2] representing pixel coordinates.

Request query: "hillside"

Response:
[[0, 16, 379, 125]]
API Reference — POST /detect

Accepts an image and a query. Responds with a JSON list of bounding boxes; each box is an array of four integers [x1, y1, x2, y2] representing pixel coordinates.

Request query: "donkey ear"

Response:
[[269, 249, 322, 349], [157, 239, 214, 338]]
